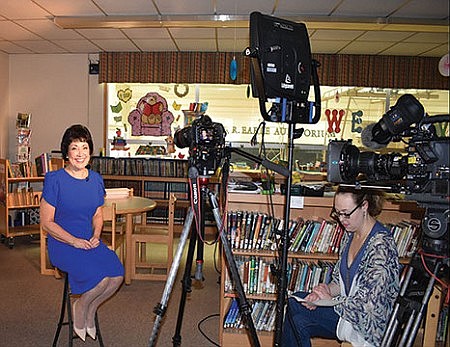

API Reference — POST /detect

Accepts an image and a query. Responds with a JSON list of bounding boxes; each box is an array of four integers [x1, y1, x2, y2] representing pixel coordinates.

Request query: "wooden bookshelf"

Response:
[[90, 156, 219, 233], [219, 192, 426, 347], [0, 159, 44, 248]]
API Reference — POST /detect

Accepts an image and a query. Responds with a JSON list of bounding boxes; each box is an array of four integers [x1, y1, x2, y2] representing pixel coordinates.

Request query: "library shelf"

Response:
[[219, 192, 426, 347]]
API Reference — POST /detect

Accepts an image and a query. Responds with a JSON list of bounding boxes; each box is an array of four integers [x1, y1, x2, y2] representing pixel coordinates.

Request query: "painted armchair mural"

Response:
[[128, 92, 174, 136]]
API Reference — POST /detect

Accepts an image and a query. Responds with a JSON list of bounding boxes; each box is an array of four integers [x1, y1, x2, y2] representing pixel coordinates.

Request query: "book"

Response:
[[289, 295, 343, 307]]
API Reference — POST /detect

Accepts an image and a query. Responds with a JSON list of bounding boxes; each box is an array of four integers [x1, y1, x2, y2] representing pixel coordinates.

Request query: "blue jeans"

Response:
[[282, 292, 339, 347]]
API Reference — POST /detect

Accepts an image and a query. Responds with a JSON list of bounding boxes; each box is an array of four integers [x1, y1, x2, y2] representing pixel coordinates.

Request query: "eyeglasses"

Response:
[[330, 201, 364, 220]]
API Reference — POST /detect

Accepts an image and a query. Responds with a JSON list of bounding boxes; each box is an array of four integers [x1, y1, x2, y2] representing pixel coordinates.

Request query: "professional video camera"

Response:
[[173, 115, 226, 177], [327, 93, 449, 255]]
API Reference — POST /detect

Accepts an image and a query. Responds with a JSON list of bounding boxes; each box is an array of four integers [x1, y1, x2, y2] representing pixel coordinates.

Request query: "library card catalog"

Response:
[[290, 196, 304, 208]]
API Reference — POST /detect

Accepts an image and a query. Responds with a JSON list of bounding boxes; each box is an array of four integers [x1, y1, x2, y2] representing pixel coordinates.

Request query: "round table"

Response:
[[104, 196, 156, 284]]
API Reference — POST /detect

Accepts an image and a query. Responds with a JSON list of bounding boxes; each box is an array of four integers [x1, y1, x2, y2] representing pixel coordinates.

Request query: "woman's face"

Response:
[[333, 192, 366, 232], [67, 140, 90, 170]]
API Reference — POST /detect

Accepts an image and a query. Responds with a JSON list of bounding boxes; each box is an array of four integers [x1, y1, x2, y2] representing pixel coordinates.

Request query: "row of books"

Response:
[[146, 206, 186, 225], [226, 210, 422, 257], [6, 160, 33, 178], [387, 221, 421, 258], [224, 256, 334, 296], [223, 298, 277, 332], [90, 156, 188, 177], [143, 181, 189, 200], [226, 210, 344, 255], [7, 188, 41, 207], [34, 152, 51, 176]]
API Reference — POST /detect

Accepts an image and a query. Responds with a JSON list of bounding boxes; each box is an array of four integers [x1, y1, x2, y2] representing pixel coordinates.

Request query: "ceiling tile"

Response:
[[16, 19, 84, 40], [392, 0, 449, 19], [133, 38, 178, 51], [216, 0, 274, 15], [0, 0, 49, 19], [92, 39, 140, 51], [93, 0, 158, 16], [153, 0, 213, 15], [16, 40, 68, 53], [420, 45, 449, 57], [310, 40, 349, 54], [275, 0, 340, 16], [381, 42, 443, 56], [217, 38, 249, 52], [76, 28, 128, 40], [312, 29, 365, 40], [33, 0, 103, 16], [169, 28, 215, 39], [0, 21, 42, 40], [175, 38, 217, 51], [217, 28, 249, 40], [52, 39, 101, 53], [123, 28, 171, 40], [357, 31, 413, 42], [340, 41, 394, 55], [0, 41, 34, 54], [404, 32, 449, 44], [332, 0, 406, 17]]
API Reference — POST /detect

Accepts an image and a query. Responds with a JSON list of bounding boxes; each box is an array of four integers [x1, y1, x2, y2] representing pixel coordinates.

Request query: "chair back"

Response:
[[102, 203, 118, 250]]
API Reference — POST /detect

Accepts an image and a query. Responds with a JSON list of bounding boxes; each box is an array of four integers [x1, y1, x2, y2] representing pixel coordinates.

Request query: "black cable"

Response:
[[197, 313, 220, 346]]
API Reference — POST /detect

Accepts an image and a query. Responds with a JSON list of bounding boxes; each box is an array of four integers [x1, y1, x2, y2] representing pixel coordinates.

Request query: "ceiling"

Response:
[[0, 0, 448, 58]]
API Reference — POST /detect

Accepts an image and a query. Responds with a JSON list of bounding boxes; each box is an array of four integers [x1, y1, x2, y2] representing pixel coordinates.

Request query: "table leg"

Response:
[[125, 213, 133, 285]]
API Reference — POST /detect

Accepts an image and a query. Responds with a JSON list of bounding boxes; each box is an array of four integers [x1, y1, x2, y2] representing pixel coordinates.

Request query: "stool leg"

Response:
[[95, 312, 104, 347], [52, 276, 71, 347], [52, 274, 105, 347]]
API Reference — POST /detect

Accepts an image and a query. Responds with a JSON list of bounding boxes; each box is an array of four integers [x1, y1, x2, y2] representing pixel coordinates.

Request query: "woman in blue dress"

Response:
[[282, 185, 400, 346], [40, 124, 124, 342]]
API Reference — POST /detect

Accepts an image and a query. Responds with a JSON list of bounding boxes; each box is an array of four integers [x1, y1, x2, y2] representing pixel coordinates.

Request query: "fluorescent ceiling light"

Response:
[[54, 15, 448, 33]]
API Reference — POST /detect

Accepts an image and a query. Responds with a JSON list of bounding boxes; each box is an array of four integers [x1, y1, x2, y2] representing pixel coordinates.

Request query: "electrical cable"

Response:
[[197, 313, 220, 346]]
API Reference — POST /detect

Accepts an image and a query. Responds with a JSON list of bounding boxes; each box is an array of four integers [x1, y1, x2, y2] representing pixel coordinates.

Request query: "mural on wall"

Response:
[[128, 92, 174, 136]]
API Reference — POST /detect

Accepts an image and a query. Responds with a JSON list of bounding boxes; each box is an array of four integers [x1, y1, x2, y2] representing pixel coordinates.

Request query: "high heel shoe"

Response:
[[72, 301, 86, 342], [73, 326, 86, 341], [86, 326, 96, 340]]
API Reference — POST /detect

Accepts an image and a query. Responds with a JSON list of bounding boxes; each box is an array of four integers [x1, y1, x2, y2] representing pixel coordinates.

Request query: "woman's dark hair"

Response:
[[335, 185, 385, 217], [60, 124, 94, 159]]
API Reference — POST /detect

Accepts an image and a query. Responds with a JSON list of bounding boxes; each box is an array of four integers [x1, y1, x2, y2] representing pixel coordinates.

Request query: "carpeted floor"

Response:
[[0, 235, 221, 347]]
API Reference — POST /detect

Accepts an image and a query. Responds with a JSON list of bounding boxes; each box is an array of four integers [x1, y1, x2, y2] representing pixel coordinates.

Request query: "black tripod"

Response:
[[148, 166, 260, 347]]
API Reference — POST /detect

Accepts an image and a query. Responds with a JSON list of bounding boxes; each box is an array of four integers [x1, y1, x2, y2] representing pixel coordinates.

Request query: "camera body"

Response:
[[327, 136, 449, 198], [173, 115, 226, 176], [327, 116, 449, 255]]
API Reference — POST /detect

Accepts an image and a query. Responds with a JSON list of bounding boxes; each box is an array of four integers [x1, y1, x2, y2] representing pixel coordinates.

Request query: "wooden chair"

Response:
[[130, 193, 176, 281], [101, 202, 125, 262], [40, 226, 60, 277]]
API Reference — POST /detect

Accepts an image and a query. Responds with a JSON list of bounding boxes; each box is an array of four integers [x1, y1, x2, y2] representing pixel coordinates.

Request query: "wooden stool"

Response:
[[52, 274, 104, 347]]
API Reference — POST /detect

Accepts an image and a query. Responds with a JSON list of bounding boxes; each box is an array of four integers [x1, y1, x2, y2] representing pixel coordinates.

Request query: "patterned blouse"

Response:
[[332, 222, 400, 346]]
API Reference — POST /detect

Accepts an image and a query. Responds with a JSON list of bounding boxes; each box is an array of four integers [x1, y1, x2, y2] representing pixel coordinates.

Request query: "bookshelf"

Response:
[[90, 156, 219, 231], [0, 158, 44, 248], [219, 192, 425, 347]]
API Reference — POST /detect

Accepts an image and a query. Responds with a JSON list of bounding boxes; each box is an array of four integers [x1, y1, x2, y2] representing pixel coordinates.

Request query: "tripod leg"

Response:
[[172, 208, 200, 347], [402, 261, 441, 347], [381, 265, 415, 347], [148, 208, 194, 347], [208, 191, 261, 347]]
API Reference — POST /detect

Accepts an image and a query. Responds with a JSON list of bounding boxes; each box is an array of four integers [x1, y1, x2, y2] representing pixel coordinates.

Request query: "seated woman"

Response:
[[40, 124, 124, 341], [282, 185, 400, 347]]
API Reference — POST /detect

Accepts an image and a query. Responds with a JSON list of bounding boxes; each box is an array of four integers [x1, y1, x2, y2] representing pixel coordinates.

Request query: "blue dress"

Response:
[[42, 168, 124, 294]]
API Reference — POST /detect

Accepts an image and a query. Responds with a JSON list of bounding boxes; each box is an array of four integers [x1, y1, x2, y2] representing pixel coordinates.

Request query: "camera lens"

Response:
[[173, 126, 192, 149]]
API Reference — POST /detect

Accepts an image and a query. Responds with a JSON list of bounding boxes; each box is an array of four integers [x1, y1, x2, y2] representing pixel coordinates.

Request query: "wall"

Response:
[[8, 54, 103, 162], [0, 53, 9, 159]]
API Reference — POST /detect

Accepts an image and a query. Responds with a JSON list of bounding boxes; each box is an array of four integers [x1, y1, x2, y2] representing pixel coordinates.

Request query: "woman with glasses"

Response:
[[282, 185, 400, 347]]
